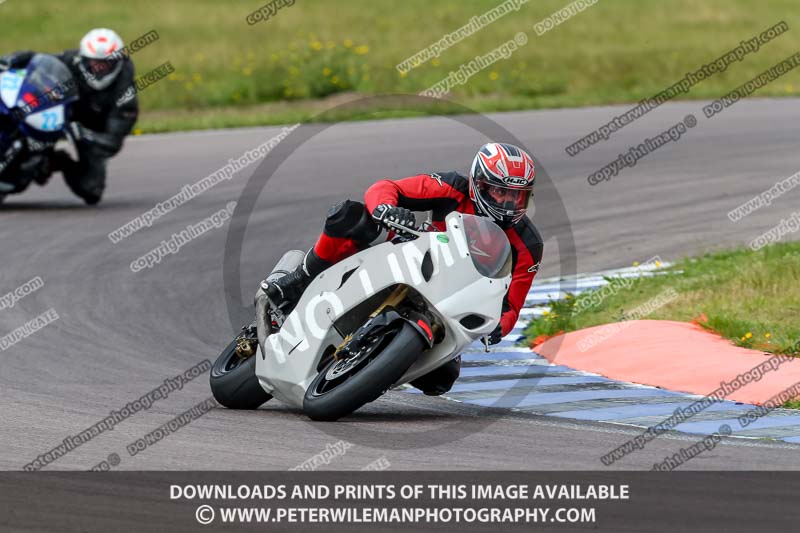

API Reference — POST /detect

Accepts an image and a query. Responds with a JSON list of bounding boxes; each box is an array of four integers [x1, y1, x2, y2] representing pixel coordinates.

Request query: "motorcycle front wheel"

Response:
[[210, 336, 272, 410], [303, 322, 425, 421]]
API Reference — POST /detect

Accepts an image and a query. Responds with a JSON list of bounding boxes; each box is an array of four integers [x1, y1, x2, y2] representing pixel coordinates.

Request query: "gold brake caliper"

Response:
[[333, 286, 409, 360], [235, 338, 257, 359]]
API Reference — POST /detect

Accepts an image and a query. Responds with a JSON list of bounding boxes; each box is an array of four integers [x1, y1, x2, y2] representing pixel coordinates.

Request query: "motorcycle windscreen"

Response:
[[461, 214, 512, 279], [18, 54, 78, 117]]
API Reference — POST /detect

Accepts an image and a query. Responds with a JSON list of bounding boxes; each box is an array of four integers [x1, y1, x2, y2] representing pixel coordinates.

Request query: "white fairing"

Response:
[[0, 70, 25, 110], [256, 212, 511, 407], [25, 105, 66, 132]]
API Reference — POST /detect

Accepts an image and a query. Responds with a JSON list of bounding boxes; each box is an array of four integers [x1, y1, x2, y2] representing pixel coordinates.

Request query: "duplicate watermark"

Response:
[[703, 51, 800, 120], [10, 77, 77, 120], [126, 397, 218, 457], [289, 440, 353, 471], [130, 201, 237, 272], [738, 378, 800, 428], [115, 61, 175, 106], [749, 210, 800, 251], [587, 115, 696, 185], [23, 359, 211, 471], [728, 170, 800, 222], [246, 0, 295, 26], [651, 425, 732, 471], [362, 456, 391, 471], [419, 33, 527, 99], [109, 125, 298, 244], [0, 307, 59, 352], [534, 0, 600, 36], [565, 21, 789, 156], [570, 256, 664, 315], [572, 276, 633, 315], [396, 0, 530, 74], [650, 360, 800, 471], [88, 453, 121, 472], [601, 353, 793, 465], [577, 288, 679, 352]]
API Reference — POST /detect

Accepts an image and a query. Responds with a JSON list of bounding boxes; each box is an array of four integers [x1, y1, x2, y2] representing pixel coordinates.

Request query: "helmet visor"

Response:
[[81, 57, 121, 83], [475, 177, 532, 215]]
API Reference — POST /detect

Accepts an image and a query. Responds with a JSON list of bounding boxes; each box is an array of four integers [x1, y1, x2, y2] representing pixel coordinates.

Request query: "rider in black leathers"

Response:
[[0, 28, 138, 204]]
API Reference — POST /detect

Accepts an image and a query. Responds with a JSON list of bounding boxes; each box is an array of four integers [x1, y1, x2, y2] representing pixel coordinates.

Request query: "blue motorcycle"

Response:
[[0, 53, 79, 203]]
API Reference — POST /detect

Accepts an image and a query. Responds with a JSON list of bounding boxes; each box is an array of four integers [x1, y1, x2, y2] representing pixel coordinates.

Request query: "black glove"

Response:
[[68, 122, 123, 157], [372, 204, 416, 234], [68, 122, 87, 143], [486, 324, 503, 345]]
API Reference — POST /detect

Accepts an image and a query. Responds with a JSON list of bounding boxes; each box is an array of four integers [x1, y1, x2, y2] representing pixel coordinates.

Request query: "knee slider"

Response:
[[325, 200, 380, 242]]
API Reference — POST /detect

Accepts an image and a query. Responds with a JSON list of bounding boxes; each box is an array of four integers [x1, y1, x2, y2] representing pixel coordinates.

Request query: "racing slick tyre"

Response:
[[210, 337, 272, 410], [303, 322, 426, 421]]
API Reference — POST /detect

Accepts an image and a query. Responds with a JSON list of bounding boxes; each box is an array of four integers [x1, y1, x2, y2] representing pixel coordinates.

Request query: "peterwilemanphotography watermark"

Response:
[[130, 202, 238, 272]]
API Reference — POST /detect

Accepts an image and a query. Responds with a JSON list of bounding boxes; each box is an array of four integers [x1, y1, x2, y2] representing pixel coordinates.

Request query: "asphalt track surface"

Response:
[[1, 98, 799, 471]]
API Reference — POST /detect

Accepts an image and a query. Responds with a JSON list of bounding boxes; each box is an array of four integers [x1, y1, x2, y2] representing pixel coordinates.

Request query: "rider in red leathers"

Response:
[[266, 142, 543, 395]]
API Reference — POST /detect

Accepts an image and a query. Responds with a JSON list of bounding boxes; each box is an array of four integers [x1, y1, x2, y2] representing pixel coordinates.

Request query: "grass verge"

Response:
[[523, 242, 800, 356], [524, 242, 800, 406], [1, 0, 799, 132]]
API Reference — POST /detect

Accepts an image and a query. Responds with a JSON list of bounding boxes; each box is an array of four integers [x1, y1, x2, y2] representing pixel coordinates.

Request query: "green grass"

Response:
[[523, 242, 800, 356], [2, 0, 799, 131]]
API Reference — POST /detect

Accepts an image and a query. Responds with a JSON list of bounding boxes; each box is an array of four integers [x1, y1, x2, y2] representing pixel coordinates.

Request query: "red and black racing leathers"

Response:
[[313, 171, 543, 337]]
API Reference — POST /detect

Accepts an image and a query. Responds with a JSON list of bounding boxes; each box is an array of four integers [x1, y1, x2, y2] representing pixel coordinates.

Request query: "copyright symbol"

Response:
[[684, 114, 697, 128], [196, 505, 215, 525], [515, 31, 528, 45]]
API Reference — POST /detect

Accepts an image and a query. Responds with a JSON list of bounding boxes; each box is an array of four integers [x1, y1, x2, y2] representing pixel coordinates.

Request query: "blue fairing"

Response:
[[0, 54, 78, 147]]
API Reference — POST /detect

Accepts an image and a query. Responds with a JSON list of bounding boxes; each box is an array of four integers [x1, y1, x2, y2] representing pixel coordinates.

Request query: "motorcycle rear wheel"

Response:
[[303, 322, 425, 421], [210, 336, 272, 410]]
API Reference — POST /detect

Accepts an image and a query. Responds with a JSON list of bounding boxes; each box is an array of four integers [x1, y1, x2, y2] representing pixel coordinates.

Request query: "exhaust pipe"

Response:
[[255, 250, 305, 351]]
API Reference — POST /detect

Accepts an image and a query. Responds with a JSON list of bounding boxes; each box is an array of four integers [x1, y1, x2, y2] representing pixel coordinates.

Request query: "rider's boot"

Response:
[[264, 248, 331, 312]]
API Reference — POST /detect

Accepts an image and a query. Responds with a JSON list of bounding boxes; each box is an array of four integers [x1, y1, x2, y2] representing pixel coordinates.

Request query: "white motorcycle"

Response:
[[210, 212, 512, 421]]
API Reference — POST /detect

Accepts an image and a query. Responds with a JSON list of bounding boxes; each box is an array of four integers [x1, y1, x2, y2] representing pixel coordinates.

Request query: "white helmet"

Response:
[[78, 28, 125, 90]]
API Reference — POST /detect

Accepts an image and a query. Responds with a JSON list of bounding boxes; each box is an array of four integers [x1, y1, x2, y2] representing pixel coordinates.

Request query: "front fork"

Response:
[[333, 285, 439, 361]]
